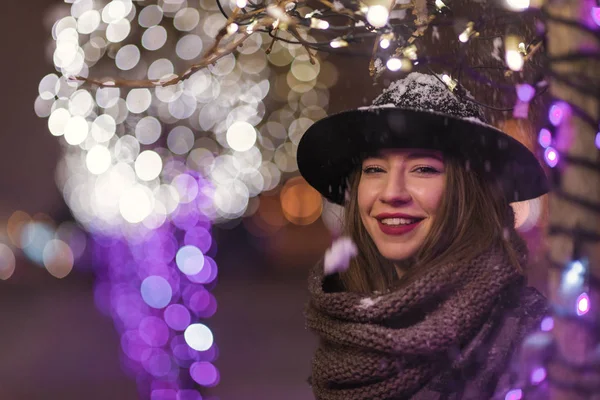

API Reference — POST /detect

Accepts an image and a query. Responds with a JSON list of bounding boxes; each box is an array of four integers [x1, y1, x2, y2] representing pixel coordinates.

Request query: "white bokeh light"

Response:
[[135, 150, 163, 181], [86, 145, 112, 175], [119, 185, 153, 223], [226, 121, 257, 152]]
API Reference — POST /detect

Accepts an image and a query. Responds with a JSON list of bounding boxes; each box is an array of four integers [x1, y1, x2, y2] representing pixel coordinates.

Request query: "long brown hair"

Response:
[[339, 156, 523, 293]]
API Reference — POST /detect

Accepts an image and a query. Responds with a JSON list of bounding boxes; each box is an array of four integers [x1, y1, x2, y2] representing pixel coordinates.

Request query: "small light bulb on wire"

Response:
[[386, 57, 412, 72], [246, 20, 258, 34], [435, 0, 448, 10], [505, 0, 530, 11], [442, 74, 458, 91], [366, 5, 390, 28], [505, 35, 524, 71], [330, 38, 349, 48], [236, 0, 248, 8], [310, 18, 330, 29], [227, 23, 239, 35], [459, 22, 478, 43], [401, 44, 418, 60], [379, 33, 394, 49]]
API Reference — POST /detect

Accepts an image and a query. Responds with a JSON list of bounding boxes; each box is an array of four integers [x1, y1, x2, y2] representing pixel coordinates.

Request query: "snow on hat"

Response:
[[297, 72, 549, 205]]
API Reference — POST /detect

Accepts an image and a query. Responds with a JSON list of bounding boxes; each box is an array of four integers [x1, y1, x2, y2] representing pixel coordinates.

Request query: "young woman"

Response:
[[297, 73, 549, 400]]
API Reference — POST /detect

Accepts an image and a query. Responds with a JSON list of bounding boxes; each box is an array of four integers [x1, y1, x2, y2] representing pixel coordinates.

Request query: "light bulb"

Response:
[[366, 5, 389, 28]]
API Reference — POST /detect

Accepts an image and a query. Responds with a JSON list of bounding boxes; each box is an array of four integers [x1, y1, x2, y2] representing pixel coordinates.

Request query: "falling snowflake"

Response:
[[491, 37, 503, 62], [323, 237, 358, 275], [432, 26, 440, 42]]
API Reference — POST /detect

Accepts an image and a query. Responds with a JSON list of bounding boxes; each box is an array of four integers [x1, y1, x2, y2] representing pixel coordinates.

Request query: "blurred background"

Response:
[[0, 0, 548, 399]]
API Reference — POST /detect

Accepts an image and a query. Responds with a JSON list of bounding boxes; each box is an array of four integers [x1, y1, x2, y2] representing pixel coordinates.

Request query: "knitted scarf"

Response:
[[305, 233, 528, 400]]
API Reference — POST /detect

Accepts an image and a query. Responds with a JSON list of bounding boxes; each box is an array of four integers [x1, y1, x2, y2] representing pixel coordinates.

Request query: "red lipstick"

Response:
[[377, 220, 422, 235], [375, 213, 424, 236]]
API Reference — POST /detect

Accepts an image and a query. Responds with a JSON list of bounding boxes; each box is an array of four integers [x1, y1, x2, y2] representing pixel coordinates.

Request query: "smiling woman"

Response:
[[358, 149, 446, 269], [297, 73, 550, 400]]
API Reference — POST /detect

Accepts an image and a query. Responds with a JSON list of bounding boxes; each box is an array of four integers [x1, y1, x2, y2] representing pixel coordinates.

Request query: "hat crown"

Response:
[[372, 72, 488, 123]]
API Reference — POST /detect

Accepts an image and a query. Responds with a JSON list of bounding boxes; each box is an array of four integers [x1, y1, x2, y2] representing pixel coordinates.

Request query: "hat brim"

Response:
[[297, 107, 549, 205]]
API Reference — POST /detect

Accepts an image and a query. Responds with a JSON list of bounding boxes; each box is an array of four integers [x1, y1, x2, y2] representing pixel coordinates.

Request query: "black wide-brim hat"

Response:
[[297, 73, 549, 205]]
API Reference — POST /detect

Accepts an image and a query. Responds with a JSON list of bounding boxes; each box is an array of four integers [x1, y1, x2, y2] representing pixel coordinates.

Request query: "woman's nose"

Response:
[[380, 173, 411, 204]]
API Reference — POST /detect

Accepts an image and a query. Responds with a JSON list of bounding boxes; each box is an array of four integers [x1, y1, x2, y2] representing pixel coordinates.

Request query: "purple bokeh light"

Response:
[[186, 256, 218, 284], [548, 102, 570, 126], [151, 389, 178, 400], [538, 128, 552, 149], [141, 275, 173, 309], [577, 292, 590, 316], [176, 245, 205, 276], [516, 84, 535, 102], [592, 7, 600, 26], [531, 367, 547, 384], [176, 390, 202, 400], [184, 227, 212, 253], [122, 330, 149, 362], [190, 362, 219, 386], [595, 132, 600, 149], [505, 389, 523, 400], [544, 147, 559, 168], [540, 316, 554, 332], [142, 348, 174, 377], [164, 304, 192, 331], [92, 172, 218, 395], [140, 316, 171, 347]]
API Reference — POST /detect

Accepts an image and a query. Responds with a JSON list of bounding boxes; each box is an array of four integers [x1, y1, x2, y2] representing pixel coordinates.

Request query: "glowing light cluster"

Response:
[[93, 173, 220, 396], [1, 210, 87, 280], [37, 0, 334, 228]]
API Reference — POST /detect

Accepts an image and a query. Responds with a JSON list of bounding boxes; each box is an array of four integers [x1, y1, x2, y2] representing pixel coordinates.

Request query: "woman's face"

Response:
[[358, 148, 446, 263]]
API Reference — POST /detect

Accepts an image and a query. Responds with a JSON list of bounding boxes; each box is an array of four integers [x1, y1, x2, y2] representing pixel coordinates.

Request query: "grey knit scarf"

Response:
[[305, 233, 528, 400]]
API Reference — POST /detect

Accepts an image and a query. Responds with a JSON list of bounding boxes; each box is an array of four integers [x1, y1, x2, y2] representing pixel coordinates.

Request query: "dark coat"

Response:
[[410, 285, 548, 400]]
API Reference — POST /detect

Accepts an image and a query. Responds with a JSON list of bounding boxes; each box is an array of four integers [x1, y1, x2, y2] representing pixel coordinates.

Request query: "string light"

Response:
[[459, 22, 478, 43], [310, 18, 330, 30], [401, 44, 418, 60], [441, 74, 458, 91], [435, 0, 448, 11], [505, 0, 530, 11], [366, 5, 390, 28], [330, 38, 349, 48], [505, 34, 524, 71], [386, 57, 411, 71], [379, 33, 394, 49]]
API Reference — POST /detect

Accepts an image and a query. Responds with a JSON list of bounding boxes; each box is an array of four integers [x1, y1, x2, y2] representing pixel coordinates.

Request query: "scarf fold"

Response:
[[306, 232, 528, 400]]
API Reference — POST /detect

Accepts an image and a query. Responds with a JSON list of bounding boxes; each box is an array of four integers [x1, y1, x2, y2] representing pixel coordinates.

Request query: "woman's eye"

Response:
[[362, 166, 385, 174], [413, 166, 440, 174]]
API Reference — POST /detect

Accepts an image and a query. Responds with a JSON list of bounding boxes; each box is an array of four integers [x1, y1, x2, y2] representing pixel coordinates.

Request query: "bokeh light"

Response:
[[280, 177, 322, 225], [531, 367, 547, 385], [0, 243, 16, 280], [141, 275, 173, 309], [577, 292, 590, 316], [184, 323, 213, 351], [538, 128, 552, 148], [540, 316, 554, 332], [544, 147, 559, 168]]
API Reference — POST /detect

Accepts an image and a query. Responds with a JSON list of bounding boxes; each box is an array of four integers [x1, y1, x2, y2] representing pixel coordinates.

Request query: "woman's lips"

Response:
[[377, 219, 422, 235]]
